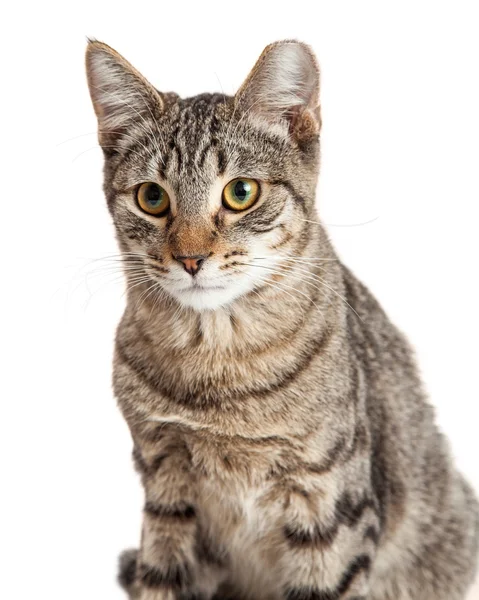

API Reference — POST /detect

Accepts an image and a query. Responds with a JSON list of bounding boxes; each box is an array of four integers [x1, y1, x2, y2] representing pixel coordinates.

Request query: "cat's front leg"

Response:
[[127, 435, 224, 600], [279, 484, 379, 600]]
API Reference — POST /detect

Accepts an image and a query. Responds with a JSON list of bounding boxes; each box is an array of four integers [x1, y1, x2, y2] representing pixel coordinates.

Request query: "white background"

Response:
[[1, 1, 478, 598]]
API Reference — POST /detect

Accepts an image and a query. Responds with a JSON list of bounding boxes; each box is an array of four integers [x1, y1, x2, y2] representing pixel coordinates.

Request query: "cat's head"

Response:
[[86, 40, 321, 310]]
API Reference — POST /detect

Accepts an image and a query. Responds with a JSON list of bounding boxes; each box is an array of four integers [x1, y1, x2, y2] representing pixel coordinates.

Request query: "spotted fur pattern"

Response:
[[85, 39, 479, 600]]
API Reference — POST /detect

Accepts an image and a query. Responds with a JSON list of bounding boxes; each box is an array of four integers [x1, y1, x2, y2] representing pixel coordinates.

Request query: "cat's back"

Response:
[[342, 265, 479, 598]]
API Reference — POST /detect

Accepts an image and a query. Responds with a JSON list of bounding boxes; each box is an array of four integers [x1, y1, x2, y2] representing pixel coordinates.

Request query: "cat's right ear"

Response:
[[85, 40, 164, 150], [235, 40, 321, 140]]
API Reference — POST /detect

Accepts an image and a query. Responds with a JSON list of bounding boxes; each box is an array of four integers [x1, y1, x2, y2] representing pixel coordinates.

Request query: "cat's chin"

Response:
[[166, 280, 255, 311]]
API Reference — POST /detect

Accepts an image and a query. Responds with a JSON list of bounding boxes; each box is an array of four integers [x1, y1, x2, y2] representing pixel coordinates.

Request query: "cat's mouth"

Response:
[[169, 279, 239, 310], [188, 281, 227, 292], [159, 269, 260, 310], [172, 279, 228, 294]]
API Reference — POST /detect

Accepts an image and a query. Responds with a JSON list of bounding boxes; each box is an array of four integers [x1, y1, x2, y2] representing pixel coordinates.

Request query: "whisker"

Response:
[[278, 259, 329, 275], [240, 272, 305, 315], [132, 282, 156, 312], [77, 272, 146, 312], [79, 264, 147, 282], [146, 282, 165, 325], [251, 258, 329, 276], [80, 252, 148, 267], [72, 144, 147, 163], [241, 265, 327, 326], [244, 261, 357, 323], [300, 216, 380, 228], [56, 131, 99, 146], [259, 276, 327, 328], [254, 256, 338, 263], [57, 130, 164, 159], [256, 261, 331, 284], [136, 279, 160, 310], [257, 261, 363, 322], [84, 261, 145, 272]]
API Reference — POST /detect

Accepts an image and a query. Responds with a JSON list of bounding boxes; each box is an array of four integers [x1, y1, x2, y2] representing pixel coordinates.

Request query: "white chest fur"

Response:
[[198, 476, 284, 600]]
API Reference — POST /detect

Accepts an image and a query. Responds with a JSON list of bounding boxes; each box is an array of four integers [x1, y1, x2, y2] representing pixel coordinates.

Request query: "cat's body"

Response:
[[86, 40, 479, 600]]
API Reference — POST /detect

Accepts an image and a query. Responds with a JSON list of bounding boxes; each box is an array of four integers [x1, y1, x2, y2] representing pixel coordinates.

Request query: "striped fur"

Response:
[[85, 40, 479, 600]]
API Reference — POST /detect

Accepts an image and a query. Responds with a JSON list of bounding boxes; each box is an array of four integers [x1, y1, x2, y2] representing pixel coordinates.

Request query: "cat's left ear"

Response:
[[85, 40, 164, 149], [235, 40, 321, 140]]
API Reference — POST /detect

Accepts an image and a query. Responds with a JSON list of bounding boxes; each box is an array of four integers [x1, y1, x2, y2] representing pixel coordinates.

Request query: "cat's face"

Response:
[[86, 40, 321, 310]]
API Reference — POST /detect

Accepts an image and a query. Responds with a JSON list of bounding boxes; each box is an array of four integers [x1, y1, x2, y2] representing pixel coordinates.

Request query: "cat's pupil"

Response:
[[234, 180, 250, 201], [147, 185, 161, 206]]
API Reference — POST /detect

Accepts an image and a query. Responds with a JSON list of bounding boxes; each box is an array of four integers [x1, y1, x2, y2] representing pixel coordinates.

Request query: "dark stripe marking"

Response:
[[197, 139, 216, 168], [270, 179, 307, 208], [139, 561, 191, 589], [116, 314, 333, 407], [284, 492, 378, 550], [224, 250, 247, 258], [181, 594, 206, 600], [132, 448, 168, 477], [195, 532, 227, 568], [270, 230, 294, 250], [363, 525, 380, 545], [148, 263, 169, 274], [217, 149, 227, 174], [132, 446, 148, 474], [249, 223, 284, 234], [336, 492, 378, 527], [150, 453, 168, 472], [285, 523, 336, 548], [306, 438, 347, 475], [244, 197, 288, 233], [118, 549, 138, 590], [219, 261, 245, 270], [174, 143, 183, 172], [144, 501, 196, 521], [285, 554, 371, 600]]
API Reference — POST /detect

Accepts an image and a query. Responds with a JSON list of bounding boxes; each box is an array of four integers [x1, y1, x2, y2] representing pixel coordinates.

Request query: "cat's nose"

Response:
[[173, 254, 207, 277]]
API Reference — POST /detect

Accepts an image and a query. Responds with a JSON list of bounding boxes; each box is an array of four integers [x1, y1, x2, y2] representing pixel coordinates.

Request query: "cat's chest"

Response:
[[187, 428, 292, 479], [180, 426, 291, 528], [191, 434, 287, 597]]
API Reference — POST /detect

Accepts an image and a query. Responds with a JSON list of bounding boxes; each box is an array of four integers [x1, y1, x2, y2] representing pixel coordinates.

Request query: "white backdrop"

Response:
[[1, 1, 478, 598]]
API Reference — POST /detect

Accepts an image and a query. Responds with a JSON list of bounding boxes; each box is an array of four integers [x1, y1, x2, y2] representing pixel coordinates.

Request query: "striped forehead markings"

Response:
[[171, 99, 225, 173]]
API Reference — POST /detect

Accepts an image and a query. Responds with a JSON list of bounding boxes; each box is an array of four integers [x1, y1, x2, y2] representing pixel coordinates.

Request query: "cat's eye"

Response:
[[222, 178, 261, 211], [136, 182, 170, 216]]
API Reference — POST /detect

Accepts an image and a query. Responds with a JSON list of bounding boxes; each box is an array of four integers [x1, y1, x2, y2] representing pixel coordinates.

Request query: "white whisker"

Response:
[[300, 216, 380, 228], [241, 265, 327, 326], [253, 261, 363, 322]]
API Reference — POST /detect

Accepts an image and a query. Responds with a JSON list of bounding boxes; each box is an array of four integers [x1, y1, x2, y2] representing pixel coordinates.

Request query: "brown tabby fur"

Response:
[[85, 39, 479, 600]]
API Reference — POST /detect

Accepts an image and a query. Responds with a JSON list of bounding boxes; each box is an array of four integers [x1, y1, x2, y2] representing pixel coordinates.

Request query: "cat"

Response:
[[85, 39, 479, 600]]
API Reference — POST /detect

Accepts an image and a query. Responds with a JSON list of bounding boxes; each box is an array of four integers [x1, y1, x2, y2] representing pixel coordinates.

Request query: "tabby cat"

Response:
[[85, 39, 479, 600]]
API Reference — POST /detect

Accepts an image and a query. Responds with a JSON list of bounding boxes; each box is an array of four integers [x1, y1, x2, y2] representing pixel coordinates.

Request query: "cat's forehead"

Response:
[[154, 93, 230, 179], [163, 93, 231, 139], [158, 93, 288, 180]]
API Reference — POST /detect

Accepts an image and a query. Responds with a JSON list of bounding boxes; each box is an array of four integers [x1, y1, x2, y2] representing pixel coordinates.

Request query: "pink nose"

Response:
[[173, 255, 207, 276]]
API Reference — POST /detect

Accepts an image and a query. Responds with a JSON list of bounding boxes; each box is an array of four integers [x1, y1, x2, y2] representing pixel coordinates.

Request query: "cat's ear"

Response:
[[85, 40, 164, 149], [235, 40, 321, 139]]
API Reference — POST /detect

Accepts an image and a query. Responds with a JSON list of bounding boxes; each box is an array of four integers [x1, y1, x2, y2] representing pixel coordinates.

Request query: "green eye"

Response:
[[136, 182, 170, 216], [222, 178, 260, 211]]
